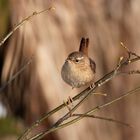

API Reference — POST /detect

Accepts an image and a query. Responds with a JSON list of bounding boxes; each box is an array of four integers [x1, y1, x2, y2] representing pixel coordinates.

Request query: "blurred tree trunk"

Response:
[[1, 0, 140, 140]]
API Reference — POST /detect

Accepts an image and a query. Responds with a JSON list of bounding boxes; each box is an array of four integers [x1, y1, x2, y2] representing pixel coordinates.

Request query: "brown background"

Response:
[[1, 0, 140, 140]]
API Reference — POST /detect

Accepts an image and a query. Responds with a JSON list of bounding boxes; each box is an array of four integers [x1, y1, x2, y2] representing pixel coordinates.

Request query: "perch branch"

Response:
[[29, 86, 140, 140], [19, 47, 140, 140]]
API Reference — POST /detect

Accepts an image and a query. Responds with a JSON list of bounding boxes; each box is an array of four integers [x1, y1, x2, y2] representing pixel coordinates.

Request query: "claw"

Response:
[[63, 96, 74, 116], [90, 83, 95, 89]]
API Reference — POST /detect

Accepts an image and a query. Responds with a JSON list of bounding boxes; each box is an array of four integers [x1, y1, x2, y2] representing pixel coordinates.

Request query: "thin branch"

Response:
[[29, 86, 140, 140], [120, 42, 130, 53], [0, 6, 55, 47], [19, 52, 140, 140], [120, 70, 140, 75], [0, 6, 55, 92], [19, 53, 140, 140], [92, 92, 107, 96], [72, 114, 132, 128], [120, 42, 140, 59], [24, 50, 140, 140], [0, 56, 33, 93], [116, 56, 124, 70]]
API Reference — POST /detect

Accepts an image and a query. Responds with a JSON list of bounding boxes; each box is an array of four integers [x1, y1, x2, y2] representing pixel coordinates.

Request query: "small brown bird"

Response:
[[61, 37, 96, 89]]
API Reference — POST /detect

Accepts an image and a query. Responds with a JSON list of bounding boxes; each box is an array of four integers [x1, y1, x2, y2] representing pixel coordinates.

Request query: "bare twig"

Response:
[[0, 6, 55, 92], [0, 56, 34, 93], [29, 86, 140, 140], [0, 6, 55, 47], [120, 42, 140, 59], [19, 46, 140, 140], [20, 47, 140, 140], [121, 70, 140, 75], [92, 92, 107, 96], [72, 114, 132, 128]]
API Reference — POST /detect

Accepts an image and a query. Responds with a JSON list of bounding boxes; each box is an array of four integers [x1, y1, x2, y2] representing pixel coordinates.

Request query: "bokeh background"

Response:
[[0, 0, 140, 140]]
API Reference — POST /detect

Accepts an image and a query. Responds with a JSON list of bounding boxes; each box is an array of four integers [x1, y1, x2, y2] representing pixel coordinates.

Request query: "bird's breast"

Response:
[[61, 61, 95, 88]]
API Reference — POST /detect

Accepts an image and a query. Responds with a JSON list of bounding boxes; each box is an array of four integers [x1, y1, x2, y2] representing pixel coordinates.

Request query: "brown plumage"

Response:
[[61, 37, 96, 88]]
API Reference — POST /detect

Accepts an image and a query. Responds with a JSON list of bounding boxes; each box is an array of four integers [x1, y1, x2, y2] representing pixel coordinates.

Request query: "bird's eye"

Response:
[[75, 59, 80, 63]]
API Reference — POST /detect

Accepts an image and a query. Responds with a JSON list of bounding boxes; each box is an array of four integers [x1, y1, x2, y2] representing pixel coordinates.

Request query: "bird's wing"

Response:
[[90, 58, 96, 73]]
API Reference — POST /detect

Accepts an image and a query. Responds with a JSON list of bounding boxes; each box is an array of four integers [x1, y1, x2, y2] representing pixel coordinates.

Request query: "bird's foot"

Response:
[[90, 83, 95, 89], [63, 96, 74, 116]]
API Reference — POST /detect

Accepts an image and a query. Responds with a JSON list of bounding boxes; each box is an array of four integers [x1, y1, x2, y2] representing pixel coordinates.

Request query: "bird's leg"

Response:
[[63, 87, 75, 116], [63, 96, 73, 116]]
